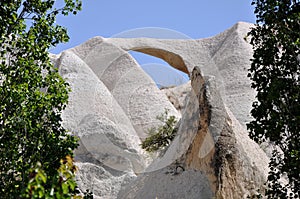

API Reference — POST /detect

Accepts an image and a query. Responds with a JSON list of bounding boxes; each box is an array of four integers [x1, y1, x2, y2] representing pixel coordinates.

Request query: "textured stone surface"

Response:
[[70, 37, 180, 139], [161, 81, 191, 114], [119, 67, 268, 199], [106, 22, 255, 127], [52, 22, 270, 198], [76, 162, 136, 199], [53, 51, 148, 198], [118, 168, 213, 199]]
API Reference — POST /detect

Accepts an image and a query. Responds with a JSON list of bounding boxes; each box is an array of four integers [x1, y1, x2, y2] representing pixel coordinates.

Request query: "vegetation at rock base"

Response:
[[247, 0, 300, 198], [141, 109, 178, 152], [0, 0, 83, 198], [24, 156, 80, 199]]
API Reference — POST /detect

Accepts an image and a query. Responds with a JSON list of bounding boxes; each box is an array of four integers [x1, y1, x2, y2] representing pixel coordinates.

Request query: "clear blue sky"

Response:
[[52, 0, 255, 53], [52, 0, 256, 86]]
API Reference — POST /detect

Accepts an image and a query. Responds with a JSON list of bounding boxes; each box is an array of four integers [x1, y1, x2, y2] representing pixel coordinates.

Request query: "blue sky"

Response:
[[52, 0, 256, 86]]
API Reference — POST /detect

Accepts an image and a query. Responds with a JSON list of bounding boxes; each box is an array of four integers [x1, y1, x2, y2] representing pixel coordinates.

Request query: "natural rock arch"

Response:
[[106, 38, 193, 76], [52, 22, 271, 198], [130, 47, 189, 75]]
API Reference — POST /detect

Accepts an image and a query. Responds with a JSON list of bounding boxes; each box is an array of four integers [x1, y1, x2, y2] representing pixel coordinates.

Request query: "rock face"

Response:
[[118, 67, 268, 199], [107, 22, 254, 127], [52, 22, 269, 198], [53, 51, 148, 198], [161, 81, 191, 114], [70, 37, 180, 139], [52, 35, 180, 198]]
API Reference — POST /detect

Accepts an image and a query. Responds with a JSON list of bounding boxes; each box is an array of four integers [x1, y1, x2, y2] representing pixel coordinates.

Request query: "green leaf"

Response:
[[0, 0, 82, 198], [247, 0, 300, 198]]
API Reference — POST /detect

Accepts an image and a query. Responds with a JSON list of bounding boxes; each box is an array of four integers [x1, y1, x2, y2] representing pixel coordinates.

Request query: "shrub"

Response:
[[141, 110, 178, 152]]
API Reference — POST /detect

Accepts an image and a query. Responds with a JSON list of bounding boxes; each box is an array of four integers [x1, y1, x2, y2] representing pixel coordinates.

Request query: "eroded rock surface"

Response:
[[161, 81, 191, 114], [53, 50, 149, 198], [52, 22, 269, 198], [70, 37, 180, 139], [118, 67, 268, 199], [107, 22, 255, 127]]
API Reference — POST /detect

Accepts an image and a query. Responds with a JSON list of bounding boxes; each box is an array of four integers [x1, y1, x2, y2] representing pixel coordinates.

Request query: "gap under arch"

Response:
[[131, 47, 189, 75], [129, 51, 189, 88]]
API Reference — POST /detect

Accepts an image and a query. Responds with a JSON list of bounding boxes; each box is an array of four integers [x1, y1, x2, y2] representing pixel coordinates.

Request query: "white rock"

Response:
[[70, 37, 180, 139], [106, 22, 255, 126], [118, 66, 268, 199], [161, 81, 191, 114], [55, 50, 148, 198], [76, 162, 136, 199], [52, 22, 270, 198]]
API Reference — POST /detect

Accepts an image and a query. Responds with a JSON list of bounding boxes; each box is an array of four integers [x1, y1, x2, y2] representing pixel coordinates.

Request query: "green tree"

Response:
[[247, 0, 300, 198], [0, 0, 82, 197], [24, 156, 80, 199], [141, 110, 178, 152]]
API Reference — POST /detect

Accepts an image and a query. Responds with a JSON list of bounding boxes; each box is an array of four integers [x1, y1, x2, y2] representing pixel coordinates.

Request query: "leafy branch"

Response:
[[141, 109, 178, 152]]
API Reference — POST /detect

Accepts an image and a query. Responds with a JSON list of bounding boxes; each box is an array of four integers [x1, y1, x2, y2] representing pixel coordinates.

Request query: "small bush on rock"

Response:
[[141, 109, 178, 152]]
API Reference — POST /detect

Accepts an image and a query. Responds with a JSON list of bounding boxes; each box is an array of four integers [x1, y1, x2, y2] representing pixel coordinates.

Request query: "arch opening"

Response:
[[132, 47, 189, 75], [129, 51, 189, 88]]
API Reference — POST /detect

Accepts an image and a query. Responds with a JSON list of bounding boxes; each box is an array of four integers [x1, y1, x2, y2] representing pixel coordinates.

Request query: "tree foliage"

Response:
[[24, 156, 80, 199], [247, 0, 300, 198], [0, 0, 82, 197], [141, 110, 178, 152]]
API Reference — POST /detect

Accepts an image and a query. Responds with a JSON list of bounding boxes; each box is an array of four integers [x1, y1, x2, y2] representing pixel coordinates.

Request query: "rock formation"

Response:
[[107, 22, 255, 127], [51, 22, 269, 198], [161, 81, 191, 114], [118, 67, 268, 198]]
